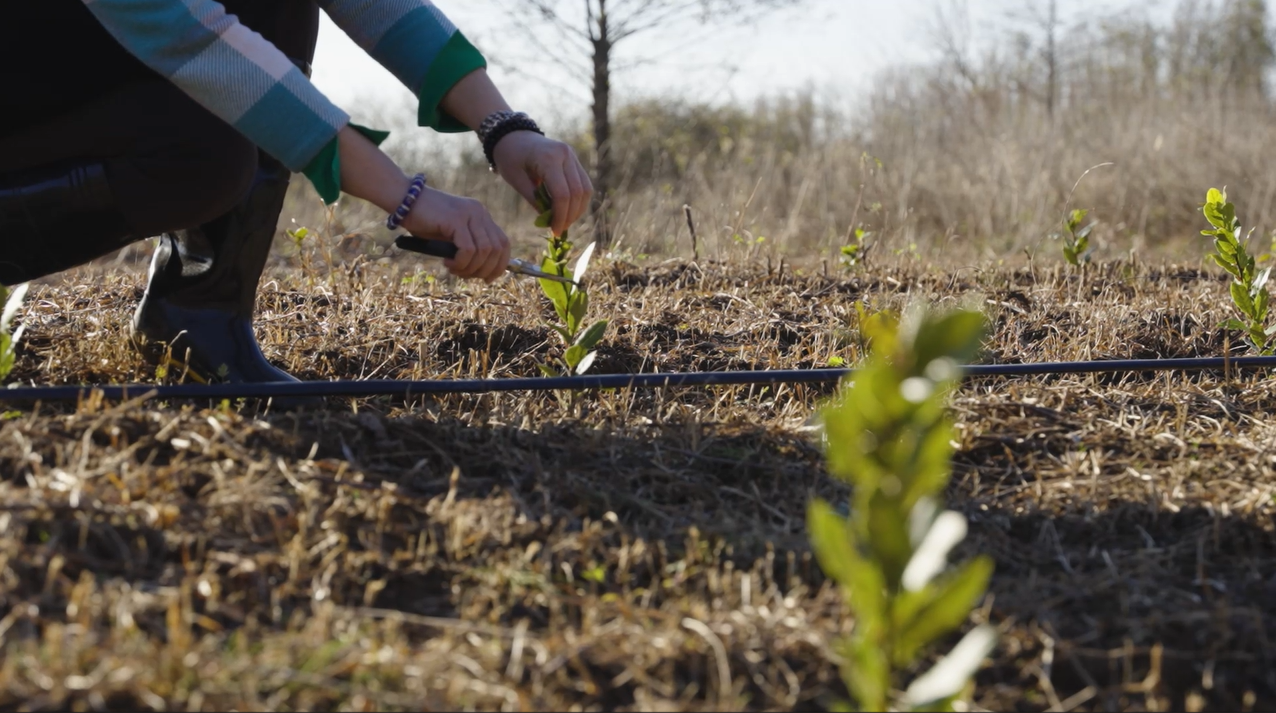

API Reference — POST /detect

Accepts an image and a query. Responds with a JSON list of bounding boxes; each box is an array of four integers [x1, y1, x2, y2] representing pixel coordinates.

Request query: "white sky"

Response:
[[309, 0, 1152, 130]]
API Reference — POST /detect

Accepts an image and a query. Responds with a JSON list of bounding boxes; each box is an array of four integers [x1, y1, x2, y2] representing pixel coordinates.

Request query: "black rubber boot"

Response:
[[0, 163, 138, 285], [132, 151, 319, 407]]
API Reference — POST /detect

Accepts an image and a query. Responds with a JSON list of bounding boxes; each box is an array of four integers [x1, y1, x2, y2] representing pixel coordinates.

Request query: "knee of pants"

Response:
[[112, 104, 260, 235], [189, 120, 259, 222]]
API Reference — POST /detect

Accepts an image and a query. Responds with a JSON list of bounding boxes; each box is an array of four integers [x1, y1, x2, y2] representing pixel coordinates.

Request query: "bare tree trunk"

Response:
[[590, 2, 614, 246], [1045, 0, 1057, 119]]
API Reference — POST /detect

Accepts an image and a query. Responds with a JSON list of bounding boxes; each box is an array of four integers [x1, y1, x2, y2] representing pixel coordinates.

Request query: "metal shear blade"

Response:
[[395, 234, 578, 286], [509, 259, 578, 286]]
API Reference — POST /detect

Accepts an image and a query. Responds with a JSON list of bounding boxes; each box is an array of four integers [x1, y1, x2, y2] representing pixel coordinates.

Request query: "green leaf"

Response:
[[575, 320, 610, 351], [899, 421, 958, 510], [573, 241, 598, 284], [1256, 267, 1272, 293], [0, 333, 13, 382], [1232, 281, 1255, 315], [910, 694, 965, 713], [1251, 326, 1267, 349], [1210, 253, 1243, 279], [808, 499, 886, 621], [901, 511, 968, 592], [539, 258, 572, 323], [844, 634, 890, 712], [866, 490, 912, 590], [808, 500, 857, 586], [910, 311, 986, 375], [893, 556, 994, 666], [535, 210, 553, 229], [1223, 318, 1250, 332], [567, 289, 590, 336], [550, 324, 574, 343], [902, 625, 997, 709], [565, 343, 588, 369], [536, 363, 560, 378], [1, 283, 28, 332], [575, 351, 598, 375]]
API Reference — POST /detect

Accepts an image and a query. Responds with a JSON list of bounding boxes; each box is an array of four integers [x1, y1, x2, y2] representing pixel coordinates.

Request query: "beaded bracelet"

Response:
[[385, 173, 427, 230], [477, 110, 519, 143], [479, 112, 544, 172]]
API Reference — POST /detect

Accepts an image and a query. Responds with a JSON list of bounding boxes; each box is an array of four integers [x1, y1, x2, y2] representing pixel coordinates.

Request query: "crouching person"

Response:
[[0, 0, 592, 389]]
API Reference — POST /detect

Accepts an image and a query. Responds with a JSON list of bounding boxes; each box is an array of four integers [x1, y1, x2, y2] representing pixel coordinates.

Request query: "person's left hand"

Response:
[[492, 132, 593, 237]]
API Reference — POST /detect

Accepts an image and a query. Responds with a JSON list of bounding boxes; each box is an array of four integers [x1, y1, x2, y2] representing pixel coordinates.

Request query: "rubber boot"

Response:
[[131, 151, 320, 408], [0, 163, 137, 285]]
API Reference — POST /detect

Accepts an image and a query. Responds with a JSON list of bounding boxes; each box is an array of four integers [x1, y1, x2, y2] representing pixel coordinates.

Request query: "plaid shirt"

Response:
[[83, 0, 484, 178]]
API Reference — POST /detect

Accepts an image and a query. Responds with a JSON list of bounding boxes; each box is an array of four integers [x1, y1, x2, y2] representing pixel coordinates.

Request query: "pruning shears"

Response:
[[394, 235, 577, 286]]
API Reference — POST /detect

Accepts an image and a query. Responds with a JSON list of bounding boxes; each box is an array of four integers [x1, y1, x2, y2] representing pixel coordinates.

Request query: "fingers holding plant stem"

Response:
[[540, 168, 576, 238]]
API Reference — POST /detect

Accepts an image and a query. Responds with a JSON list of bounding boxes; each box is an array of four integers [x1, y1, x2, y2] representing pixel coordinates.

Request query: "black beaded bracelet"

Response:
[[477, 110, 519, 143], [481, 113, 544, 171]]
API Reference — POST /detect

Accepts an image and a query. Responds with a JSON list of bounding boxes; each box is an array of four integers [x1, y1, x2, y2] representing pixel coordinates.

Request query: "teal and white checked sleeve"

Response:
[[82, 0, 486, 202], [319, 0, 487, 132], [83, 0, 351, 173]]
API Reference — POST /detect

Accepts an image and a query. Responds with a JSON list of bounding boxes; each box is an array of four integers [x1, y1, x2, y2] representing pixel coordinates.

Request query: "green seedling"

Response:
[[841, 227, 872, 269], [1202, 188, 1275, 355], [1057, 208, 1095, 267], [0, 282, 28, 382], [287, 223, 317, 288], [809, 305, 996, 712], [533, 184, 609, 376]]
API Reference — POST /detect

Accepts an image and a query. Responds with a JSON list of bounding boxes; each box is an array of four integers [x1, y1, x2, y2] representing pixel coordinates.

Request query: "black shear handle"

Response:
[[395, 235, 458, 260]]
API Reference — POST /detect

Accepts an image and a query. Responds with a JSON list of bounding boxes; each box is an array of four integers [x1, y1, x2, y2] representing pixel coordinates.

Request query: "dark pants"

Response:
[[0, 0, 320, 237]]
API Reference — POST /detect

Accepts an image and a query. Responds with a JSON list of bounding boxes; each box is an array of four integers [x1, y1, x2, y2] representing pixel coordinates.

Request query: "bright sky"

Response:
[[309, 0, 1148, 130]]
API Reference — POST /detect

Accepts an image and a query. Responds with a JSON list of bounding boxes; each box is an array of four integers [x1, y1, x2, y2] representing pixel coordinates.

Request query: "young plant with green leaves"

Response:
[[533, 184, 609, 376], [1202, 188, 1275, 355], [1057, 208, 1095, 267], [808, 306, 996, 712], [841, 227, 872, 270]]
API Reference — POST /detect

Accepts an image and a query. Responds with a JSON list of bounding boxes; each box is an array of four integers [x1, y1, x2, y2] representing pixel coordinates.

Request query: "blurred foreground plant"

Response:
[[0, 283, 27, 381], [533, 184, 609, 376], [809, 306, 996, 712], [1202, 188, 1275, 355]]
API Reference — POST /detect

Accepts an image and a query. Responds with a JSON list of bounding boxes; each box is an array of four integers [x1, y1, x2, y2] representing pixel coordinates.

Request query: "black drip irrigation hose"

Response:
[[3, 355, 1276, 403]]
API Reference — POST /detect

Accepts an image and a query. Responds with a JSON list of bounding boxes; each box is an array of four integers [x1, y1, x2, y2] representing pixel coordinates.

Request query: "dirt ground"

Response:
[[0, 251, 1272, 711]]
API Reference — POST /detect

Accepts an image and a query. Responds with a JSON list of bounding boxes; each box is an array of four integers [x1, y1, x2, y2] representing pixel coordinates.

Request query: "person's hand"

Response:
[[400, 186, 511, 283], [492, 132, 594, 236]]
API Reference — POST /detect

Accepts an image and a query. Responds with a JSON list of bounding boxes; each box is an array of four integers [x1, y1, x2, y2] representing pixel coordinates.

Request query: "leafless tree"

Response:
[[483, 0, 805, 245]]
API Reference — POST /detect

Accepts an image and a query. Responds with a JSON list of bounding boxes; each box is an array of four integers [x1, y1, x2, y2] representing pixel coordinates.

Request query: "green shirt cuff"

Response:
[[417, 32, 487, 133], [300, 123, 391, 205]]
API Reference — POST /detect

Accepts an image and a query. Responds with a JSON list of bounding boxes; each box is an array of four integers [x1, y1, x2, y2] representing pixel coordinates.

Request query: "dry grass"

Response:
[[0, 244, 1274, 711]]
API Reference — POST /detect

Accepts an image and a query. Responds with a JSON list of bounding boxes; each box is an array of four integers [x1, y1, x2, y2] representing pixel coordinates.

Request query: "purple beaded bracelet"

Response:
[[386, 173, 427, 230]]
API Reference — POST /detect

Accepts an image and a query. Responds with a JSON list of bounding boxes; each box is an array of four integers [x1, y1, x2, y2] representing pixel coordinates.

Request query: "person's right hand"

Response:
[[399, 187, 512, 283]]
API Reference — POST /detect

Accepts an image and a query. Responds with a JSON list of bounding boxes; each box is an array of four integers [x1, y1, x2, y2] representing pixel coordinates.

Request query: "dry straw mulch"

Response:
[[0, 254, 1272, 711]]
